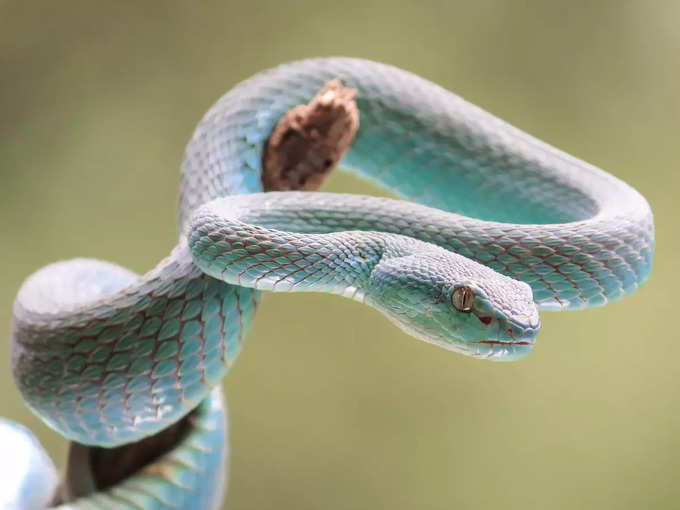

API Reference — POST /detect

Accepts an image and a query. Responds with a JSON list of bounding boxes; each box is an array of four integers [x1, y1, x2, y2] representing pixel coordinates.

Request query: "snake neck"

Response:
[[189, 205, 396, 300]]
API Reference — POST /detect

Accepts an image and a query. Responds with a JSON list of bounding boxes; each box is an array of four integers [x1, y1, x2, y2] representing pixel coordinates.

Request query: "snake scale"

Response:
[[2, 58, 653, 508]]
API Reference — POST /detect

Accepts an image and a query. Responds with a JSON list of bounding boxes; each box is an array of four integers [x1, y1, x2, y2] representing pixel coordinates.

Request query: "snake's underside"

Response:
[[4, 58, 653, 508]]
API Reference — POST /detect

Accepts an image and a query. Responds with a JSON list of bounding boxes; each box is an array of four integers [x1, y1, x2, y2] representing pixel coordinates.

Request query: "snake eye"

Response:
[[451, 286, 475, 312]]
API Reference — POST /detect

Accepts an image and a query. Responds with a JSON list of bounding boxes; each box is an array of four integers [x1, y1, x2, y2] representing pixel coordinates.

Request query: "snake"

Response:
[[3, 58, 653, 508]]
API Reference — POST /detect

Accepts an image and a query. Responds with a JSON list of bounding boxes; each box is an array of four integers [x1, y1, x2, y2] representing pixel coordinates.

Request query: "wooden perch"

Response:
[[262, 79, 359, 191]]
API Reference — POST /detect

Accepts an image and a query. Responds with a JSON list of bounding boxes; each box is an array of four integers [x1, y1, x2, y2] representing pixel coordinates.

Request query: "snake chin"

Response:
[[373, 310, 538, 361]]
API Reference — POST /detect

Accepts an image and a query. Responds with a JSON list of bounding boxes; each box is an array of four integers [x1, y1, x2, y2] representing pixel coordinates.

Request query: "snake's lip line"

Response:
[[472, 340, 534, 346]]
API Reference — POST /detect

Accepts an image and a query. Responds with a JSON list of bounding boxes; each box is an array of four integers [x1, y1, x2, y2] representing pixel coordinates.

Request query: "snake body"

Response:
[[4, 58, 653, 508]]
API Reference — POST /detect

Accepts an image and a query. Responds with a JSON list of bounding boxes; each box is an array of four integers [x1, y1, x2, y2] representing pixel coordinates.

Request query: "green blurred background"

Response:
[[1, 1, 678, 509]]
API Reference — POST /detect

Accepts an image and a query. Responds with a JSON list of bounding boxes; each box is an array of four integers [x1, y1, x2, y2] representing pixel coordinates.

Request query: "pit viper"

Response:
[[3, 58, 654, 508]]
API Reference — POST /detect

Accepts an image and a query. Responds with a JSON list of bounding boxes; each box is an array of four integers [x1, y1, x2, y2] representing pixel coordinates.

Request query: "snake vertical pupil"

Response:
[[451, 286, 475, 312]]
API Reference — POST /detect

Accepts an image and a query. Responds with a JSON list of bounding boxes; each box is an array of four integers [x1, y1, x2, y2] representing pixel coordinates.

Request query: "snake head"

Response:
[[366, 247, 540, 361]]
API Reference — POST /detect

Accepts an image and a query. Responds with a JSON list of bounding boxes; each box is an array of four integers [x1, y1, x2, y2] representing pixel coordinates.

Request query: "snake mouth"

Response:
[[469, 314, 540, 360], [473, 339, 534, 346]]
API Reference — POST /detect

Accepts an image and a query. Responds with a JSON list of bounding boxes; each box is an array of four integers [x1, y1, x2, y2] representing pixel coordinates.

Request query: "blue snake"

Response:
[[3, 58, 654, 508]]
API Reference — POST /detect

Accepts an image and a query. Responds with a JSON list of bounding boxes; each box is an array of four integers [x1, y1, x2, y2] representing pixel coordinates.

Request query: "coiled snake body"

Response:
[[3, 58, 653, 508]]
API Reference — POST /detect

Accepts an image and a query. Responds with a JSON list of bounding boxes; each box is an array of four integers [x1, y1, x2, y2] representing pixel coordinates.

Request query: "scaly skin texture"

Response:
[[12, 247, 253, 446], [54, 388, 228, 510], [6, 58, 654, 508], [0, 389, 227, 509], [189, 194, 540, 360]]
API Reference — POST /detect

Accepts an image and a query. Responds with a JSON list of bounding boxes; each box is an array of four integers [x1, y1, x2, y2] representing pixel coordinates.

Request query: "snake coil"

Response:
[[3, 58, 653, 508]]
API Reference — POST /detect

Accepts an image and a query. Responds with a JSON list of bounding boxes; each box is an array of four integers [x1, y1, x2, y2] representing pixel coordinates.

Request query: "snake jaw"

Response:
[[468, 315, 540, 361], [466, 289, 540, 360]]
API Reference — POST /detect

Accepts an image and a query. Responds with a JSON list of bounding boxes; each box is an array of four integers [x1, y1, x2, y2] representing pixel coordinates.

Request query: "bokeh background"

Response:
[[1, 1, 678, 509]]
